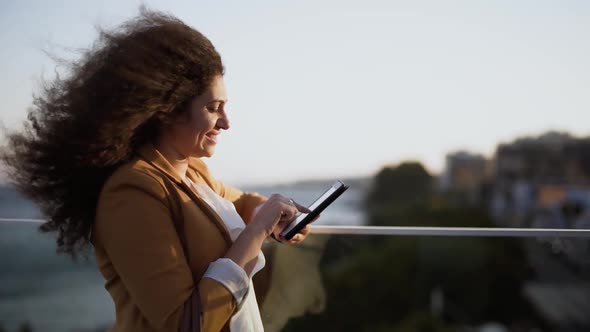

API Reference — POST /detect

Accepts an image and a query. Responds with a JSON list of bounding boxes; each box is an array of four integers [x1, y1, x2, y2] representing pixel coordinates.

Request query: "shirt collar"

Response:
[[136, 143, 184, 183]]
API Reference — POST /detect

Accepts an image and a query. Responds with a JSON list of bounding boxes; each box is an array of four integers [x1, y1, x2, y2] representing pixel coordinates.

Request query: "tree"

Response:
[[367, 162, 433, 211]]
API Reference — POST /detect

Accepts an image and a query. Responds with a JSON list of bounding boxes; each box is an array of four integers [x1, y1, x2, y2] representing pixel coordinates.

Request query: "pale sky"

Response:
[[1, 0, 589, 186]]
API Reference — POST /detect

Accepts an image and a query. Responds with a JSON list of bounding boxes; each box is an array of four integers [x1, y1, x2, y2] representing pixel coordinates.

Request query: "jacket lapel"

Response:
[[137, 144, 233, 247]]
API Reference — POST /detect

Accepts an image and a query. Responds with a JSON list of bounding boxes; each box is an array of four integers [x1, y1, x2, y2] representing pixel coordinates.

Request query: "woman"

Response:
[[1, 9, 312, 332]]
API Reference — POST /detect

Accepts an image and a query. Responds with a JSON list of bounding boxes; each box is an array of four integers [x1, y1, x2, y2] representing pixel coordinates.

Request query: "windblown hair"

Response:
[[0, 9, 224, 256]]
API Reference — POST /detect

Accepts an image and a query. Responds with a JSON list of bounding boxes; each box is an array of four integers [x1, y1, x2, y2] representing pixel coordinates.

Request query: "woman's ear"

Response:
[[154, 112, 173, 126], [164, 99, 193, 125], [156, 105, 181, 125]]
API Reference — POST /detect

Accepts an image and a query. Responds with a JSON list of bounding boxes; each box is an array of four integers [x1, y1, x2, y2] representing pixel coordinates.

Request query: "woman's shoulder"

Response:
[[101, 157, 169, 198]]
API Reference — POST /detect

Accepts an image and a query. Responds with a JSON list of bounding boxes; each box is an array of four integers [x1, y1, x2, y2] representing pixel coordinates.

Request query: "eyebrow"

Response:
[[208, 99, 228, 104]]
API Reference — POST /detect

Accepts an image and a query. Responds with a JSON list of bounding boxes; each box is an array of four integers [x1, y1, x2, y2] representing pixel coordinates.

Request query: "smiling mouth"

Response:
[[205, 133, 218, 143]]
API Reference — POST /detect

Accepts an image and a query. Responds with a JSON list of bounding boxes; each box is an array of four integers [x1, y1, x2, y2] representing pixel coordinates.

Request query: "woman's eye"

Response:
[[207, 102, 223, 113]]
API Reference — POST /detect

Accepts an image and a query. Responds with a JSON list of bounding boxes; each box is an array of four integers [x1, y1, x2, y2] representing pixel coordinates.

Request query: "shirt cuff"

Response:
[[202, 258, 250, 305]]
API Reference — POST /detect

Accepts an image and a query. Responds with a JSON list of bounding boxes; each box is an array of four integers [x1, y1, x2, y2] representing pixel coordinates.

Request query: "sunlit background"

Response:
[[1, 0, 589, 185]]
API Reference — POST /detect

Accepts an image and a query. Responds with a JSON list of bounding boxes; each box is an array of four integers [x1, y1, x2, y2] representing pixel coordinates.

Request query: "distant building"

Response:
[[532, 185, 590, 224], [490, 131, 590, 226], [440, 151, 489, 204]]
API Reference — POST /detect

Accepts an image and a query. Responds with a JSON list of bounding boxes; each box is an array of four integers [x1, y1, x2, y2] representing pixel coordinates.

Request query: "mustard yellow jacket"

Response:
[[92, 144, 266, 332]]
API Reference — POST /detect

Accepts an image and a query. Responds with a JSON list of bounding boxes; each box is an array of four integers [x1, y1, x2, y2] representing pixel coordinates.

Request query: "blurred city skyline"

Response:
[[1, 0, 589, 185]]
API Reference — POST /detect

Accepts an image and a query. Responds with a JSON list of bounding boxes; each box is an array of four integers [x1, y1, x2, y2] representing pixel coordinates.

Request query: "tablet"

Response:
[[280, 180, 349, 240]]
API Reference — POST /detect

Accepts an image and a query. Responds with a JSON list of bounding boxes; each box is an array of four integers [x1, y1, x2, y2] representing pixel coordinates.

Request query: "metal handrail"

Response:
[[311, 225, 590, 237], [3, 218, 590, 238]]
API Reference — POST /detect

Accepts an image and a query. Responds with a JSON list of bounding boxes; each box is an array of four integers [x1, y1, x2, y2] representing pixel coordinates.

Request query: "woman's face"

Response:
[[166, 75, 230, 158]]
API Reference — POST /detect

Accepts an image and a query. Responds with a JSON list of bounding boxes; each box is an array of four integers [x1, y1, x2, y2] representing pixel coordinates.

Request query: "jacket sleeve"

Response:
[[95, 171, 240, 332]]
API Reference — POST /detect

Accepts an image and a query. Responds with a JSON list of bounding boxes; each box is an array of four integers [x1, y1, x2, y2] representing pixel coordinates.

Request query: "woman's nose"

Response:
[[217, 115, 230, 130]]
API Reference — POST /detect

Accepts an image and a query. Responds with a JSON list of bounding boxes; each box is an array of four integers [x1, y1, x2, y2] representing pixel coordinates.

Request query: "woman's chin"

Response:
[[192, 147, 215, 158]]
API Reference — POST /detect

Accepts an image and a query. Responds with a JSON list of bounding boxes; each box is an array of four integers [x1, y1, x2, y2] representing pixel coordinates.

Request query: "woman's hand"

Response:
[[270, 199, 320, 245], [277, 224, 310, 244], [228, 193, 304, 274], [248, 194, 306, 237], [249, 194, 320, 244]]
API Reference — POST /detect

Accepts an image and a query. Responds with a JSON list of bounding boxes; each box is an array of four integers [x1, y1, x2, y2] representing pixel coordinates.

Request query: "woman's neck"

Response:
[[154, 141, 189, 181]]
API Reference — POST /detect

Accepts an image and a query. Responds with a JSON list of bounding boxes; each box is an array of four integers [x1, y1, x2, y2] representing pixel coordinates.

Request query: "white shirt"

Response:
[[186, 178, 265, 332]]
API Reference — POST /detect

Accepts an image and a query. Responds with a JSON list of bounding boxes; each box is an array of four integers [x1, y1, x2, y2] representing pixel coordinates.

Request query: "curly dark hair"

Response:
[[0, 8, 224, 256]]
